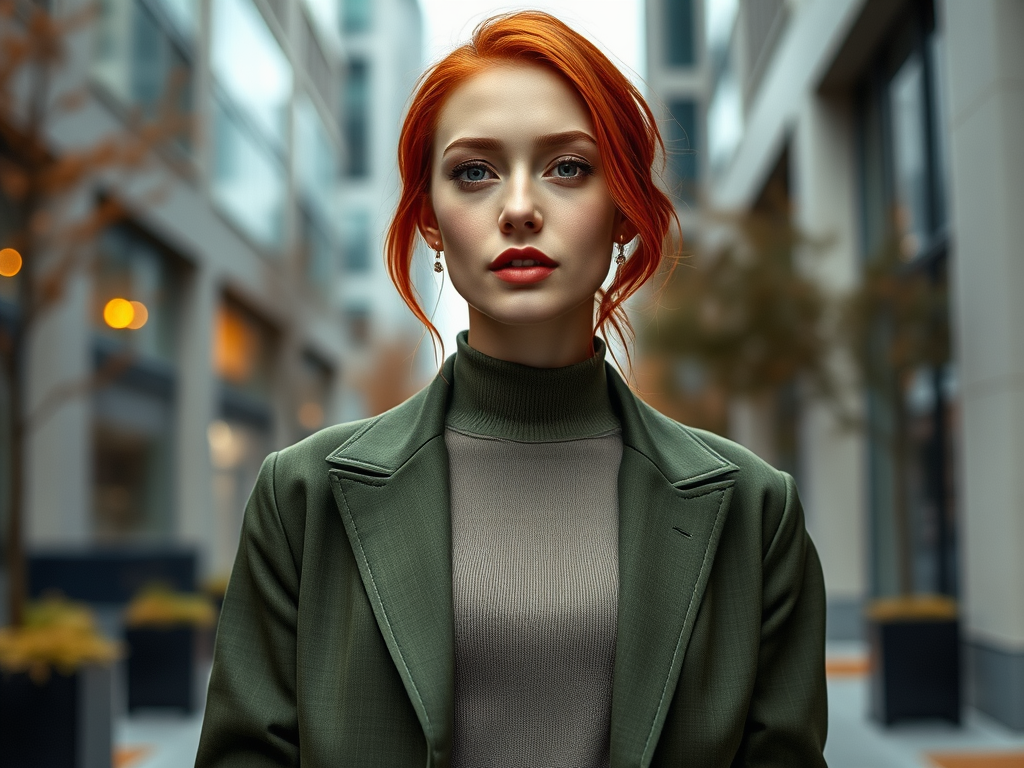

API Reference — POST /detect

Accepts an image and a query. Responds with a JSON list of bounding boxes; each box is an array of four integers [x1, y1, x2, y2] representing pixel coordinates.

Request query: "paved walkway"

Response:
[[115, 644, 1024, 767]]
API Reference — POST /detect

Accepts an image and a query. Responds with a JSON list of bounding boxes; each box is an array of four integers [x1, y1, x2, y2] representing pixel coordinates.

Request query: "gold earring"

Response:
[[615, 241, 626, 267], [434, 246, 444, 273]]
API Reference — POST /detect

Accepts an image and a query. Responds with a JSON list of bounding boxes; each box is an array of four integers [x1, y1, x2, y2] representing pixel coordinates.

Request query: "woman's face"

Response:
[[420, 63, 629, 333]]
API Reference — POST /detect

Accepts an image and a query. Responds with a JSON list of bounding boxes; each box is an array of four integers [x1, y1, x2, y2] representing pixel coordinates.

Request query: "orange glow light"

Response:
[[104, 298, 134, 329], [0, 248, 22, 277], [127, 300, 149, 329]]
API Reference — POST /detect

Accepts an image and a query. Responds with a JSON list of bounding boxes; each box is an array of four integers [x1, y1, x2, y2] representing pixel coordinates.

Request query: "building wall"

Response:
[[1, 0, 424, 580], [941, 0, 1024, 730], [676, 0, 1024, 731]]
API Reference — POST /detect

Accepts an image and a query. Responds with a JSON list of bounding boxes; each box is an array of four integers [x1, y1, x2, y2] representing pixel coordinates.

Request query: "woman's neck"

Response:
[[466, 300, 596, 367]]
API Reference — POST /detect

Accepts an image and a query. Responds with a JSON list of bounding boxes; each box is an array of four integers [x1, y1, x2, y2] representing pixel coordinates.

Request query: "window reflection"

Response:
[[91, 225, 180, 541], [295, 94, 339, 212], [664, 0, 696, 67], [211, 297, 276, 573], [889, 53, 928, 260], [343, 59, 370, 177], [667, 100, 699, 205], [94, 225, 180, 365], [211, 98, 287, 249], [340, 209, 371, 272], [341, 0, 371, 33], [93, 0, 195, 123], [210, 0, 290, 249], [211, 0, 290, 149], [295, 351, 332, 436]]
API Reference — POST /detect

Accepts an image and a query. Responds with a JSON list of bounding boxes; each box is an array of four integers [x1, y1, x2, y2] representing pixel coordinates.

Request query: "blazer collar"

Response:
[[326, 357, 738, 768]]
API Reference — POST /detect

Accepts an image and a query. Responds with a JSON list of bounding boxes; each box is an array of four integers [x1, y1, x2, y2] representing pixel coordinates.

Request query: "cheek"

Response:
[[432, 192, 489, 253]]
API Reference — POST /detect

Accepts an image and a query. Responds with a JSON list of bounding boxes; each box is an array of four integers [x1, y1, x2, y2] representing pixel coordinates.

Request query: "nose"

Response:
[[497, 170, 543, 234]]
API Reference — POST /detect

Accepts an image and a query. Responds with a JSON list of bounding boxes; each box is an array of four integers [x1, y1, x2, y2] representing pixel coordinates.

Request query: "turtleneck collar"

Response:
[[445, 331, 620, 442]]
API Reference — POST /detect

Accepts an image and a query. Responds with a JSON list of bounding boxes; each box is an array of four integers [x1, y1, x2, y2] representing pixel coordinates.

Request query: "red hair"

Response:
[[385, 11, 679, 363]]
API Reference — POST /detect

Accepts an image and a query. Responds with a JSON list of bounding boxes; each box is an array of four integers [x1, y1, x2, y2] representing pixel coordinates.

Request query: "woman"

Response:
[[196, 11, 827, 768]]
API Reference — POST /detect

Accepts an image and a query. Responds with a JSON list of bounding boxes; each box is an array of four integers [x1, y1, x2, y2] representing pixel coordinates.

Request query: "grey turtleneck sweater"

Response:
[[445, 332, 622, 768]]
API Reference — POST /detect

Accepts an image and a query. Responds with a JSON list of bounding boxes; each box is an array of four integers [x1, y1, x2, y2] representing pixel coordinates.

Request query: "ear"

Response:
[[613, 212, 639, 246], [417, 197, 443, 251]]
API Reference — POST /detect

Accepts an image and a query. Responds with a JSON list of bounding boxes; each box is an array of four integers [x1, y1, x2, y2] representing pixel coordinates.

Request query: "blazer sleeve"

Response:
[[195, 452, 300, 768], [733, 470, 828, 767]]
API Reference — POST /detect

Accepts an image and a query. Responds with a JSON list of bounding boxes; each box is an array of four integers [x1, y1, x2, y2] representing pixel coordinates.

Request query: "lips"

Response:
[[489, 247, 557, 285]]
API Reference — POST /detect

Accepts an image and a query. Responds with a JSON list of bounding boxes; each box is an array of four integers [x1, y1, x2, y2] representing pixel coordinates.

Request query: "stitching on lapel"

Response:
[[638, 486, 730, 766], [329, 473, 433, 738]]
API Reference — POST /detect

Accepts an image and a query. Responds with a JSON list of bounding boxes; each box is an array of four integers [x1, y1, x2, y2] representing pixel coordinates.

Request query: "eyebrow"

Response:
[[442, 130, 598, 156]]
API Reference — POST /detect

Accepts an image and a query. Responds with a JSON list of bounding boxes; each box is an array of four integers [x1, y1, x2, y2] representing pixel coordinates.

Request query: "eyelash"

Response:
[[447, 156, 596, 190]]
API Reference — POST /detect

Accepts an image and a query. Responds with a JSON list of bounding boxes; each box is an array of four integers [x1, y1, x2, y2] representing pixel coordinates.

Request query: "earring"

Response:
[[615, 241, 626, 267], [434, 246, 444, 273]]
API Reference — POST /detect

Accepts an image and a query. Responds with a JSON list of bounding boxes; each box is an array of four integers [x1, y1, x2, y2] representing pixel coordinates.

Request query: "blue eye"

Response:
[[450, 163, 494, 186], [551, 158, 595, 179]]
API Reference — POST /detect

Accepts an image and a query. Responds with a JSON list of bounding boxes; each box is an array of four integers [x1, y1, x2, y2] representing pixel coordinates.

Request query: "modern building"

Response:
[[647, 0, 1024, 731], [335, 0, 431, 417], [0, 0, 425, 587]]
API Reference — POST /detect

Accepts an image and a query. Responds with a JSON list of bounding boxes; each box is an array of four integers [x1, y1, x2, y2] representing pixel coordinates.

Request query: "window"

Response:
[[94, 225, 181, 364], [299, 204, 337, 290], [90, 224, 181, 540], [295, 95, 339, 213], [210, 0, 291, 250], [343, 59, 370, 177], [92, 0, 196, 140], [340, 0, 370, 34], [856, 0, 955, 598], [705, 0, 742, 174], [664, 0, 696, 67], [210, 297, 276, 570], [667, 100, 699, 205], [339, 209, 371, 272], [295, 351, 332, 436]]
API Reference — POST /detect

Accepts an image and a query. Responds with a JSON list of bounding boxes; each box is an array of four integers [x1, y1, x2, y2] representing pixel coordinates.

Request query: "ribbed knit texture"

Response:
[[446, 332, 621, 768]]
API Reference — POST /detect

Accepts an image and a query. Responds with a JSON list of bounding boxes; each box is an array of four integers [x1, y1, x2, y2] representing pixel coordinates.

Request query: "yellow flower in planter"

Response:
[[0, 596, 121, 683], [124, 584, 216, 629]]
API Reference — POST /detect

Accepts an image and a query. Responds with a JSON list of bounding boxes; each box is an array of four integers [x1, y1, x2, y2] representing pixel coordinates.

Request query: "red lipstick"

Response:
[[489, 247, 557, 285]]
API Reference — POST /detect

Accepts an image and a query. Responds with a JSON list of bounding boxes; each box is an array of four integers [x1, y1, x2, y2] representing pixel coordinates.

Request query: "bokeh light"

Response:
[[0, 247, 22, 277], [103, 298, 135, 329], [127, 300, 149, 329]]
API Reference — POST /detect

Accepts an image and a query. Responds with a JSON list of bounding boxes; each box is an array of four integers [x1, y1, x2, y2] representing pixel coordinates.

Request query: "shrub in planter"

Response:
[[0, 597, 120, 768], [867, 595, 960, 726], [124, 585, 216, 713]]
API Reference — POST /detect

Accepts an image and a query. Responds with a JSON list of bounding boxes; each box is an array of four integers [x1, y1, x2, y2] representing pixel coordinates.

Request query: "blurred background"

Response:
[[1, 0, 1022, 766]]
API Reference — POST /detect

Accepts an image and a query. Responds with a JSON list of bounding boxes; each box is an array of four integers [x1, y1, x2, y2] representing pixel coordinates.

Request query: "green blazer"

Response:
[[196, 356, 827, 768]]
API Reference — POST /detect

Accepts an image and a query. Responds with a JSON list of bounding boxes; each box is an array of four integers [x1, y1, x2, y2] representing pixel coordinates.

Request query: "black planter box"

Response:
[[869, 616, 961, 725], [126, 625, 205, 713], [0, 664, 113, 768]]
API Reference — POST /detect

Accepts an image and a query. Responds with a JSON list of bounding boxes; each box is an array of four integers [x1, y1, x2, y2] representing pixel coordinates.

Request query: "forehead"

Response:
[[433, 63, 595, 151]]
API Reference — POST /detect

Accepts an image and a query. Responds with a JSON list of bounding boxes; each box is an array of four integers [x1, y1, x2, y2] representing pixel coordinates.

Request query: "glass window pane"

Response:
[[295, 94, 339, 209], [928, 30, 950, 233], [93, 383, 175, 539], [211, 0, 291, 149], [212, 98, 287, 250], [213, 299, 275, 398], [343, 59, 370, 177], [707, 68, 742, 174], [341, 0, 370, 33], [93, 0, 195, 133], [889, 52, 928, 260], [667, 100, 698, 204], [340, 209, 371, 272], [295, 352, 332, 435], [664, 0, 695, 67], [300, 205, 337, 289], [93, 226, 180, 364]]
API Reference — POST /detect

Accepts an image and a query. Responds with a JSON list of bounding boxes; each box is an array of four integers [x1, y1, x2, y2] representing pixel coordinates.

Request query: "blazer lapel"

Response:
[[325, 361, 456, 766], [607, 372, 738, 768]]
